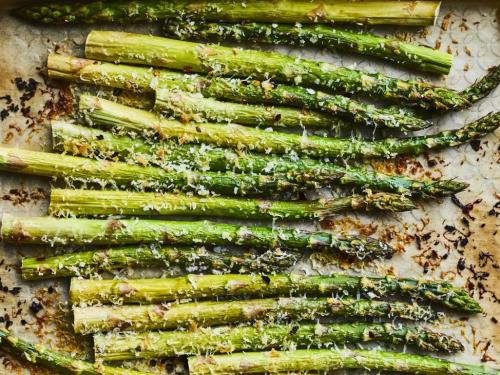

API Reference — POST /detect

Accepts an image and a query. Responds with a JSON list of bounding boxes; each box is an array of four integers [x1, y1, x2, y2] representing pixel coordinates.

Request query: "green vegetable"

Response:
[[67, 273, 480, 312], [21, 246, 298, 280], [72, 297, 436, 334], [49, 188, 415, 219], [164, 21, 452, 75], [94, 322, 462, 361], [16, 0, 441, 26], [1, 214, 394, 260], [188, 348, 499, 375]]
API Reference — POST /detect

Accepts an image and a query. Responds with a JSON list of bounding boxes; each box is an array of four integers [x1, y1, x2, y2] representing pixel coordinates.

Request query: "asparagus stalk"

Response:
[[85, 31, 471, 111], [67, 273, 480, 312], [73, 297, 436, 334], [94, 323, 462, 362], [188, 349, 499, 375], [53, 121, 468, 198], [0, 328, 153, 375], [155, 87, 430, 131], [155, 89, 349, 130], [49, 188, 415, 219], [1, 215, 394, 260], [81, 95, 500, 160], [164, 21, 452, 75], [21, 246, 298, 280], [0, 146, 307, 197], [16, 1, 441, 26], [48, 54, 431, 131]]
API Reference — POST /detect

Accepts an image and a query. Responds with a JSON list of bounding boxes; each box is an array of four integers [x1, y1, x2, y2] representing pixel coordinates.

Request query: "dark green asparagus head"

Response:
[[383, 277, 483, 313], [418, 179, 469, 197], [408, 327, 464, 353], [317, 193, 415, 220], [419, 281, 483, 313], [353, 192, 416, 212], [461, 65, 500, 104], [333, 236, 395, 260], [454, 112, 500, 143]]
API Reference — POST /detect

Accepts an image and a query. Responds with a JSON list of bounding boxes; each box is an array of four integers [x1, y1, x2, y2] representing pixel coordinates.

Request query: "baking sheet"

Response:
[[0, 1, 499, 374]]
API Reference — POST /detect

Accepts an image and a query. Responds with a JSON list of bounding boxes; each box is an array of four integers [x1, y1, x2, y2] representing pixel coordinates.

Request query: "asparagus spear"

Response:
[[54, 121, 468, 198], [21, 246, 298, 280], [0, 328, 153, 375], [48, 54, 431, 131], [164, 21, 453, 75], [81, 95, 500, 160], [0, 146, 307, 197], [155, 87, 430, 131], [94, 323, 462, 362], [16, 1, 441, 26], [85, 31, 471, 111], [1, 214, 393, 260], [67, 273, 480, 312], [188, 349, 499, 375], [156, 89, 350, 131], [73, 297, 436, 334], [49, 188, 415, 220]]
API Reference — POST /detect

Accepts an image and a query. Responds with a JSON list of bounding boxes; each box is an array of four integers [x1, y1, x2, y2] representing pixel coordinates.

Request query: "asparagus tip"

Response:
[[335, 235, 395, 260], [456, 112, 500, 142], [358, 192, 416, 212], [415, 328, 464, 353], [450, 292, 483, 314], [461, 65, 500, 103], [421, 179, 469, 197]]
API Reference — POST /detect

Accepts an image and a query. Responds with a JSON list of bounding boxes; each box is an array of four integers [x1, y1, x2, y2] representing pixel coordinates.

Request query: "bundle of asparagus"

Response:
[[84, 31, 498, 111], [16, 1, 442, 26], [80, 94, 500, 160], [6, 5, 498, 374], [48, 54, 430, 130], [47, 54, 500, 127], [2, 329, 495, 375], [53, 122, 468, 197]]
